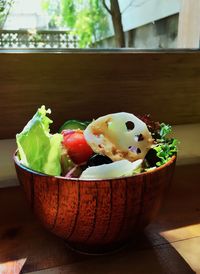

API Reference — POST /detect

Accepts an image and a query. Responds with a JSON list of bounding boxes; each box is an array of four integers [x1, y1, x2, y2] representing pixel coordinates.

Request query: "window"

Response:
[[0, 0, 180, 49]]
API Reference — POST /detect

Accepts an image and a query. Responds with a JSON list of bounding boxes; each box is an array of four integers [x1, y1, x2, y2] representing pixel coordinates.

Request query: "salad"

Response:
[[16, 106, 178, 179]]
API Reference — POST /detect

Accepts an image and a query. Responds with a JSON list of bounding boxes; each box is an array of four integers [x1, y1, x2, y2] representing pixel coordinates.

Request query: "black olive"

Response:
[[145, 148, 160, 167], [87, 154, 112, 167]]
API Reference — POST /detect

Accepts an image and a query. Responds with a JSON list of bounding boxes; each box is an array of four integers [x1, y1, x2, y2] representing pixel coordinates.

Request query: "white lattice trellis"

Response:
[[0, 29, 79, 48]]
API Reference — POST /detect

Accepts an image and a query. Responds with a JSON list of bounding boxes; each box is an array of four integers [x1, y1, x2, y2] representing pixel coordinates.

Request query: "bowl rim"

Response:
[[13, 150, 176, 182]]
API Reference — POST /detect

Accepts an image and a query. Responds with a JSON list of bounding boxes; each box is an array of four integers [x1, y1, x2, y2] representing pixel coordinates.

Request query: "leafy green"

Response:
[[59, 119, 89, 132], [41, 0, 109, 48], [153, 123, 178, 167], [16, 106, 63, 176], [159, 123, 172, 140], [0, 0, 13, 28], [154, 139, 178, 167]]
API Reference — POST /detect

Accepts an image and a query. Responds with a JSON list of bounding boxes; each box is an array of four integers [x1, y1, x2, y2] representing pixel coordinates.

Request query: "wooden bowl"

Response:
[[14, 155, 176, 254]]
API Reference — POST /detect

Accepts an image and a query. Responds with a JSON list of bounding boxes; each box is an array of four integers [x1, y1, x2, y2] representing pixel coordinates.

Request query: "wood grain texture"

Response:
[[177, 0, 200, 48], [0, 163, 199, 273], [14, 156, 176, 254], [1, 51, 200, 139]]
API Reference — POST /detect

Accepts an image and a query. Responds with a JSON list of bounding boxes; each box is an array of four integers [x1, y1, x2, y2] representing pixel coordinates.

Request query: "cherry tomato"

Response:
[[62, 130, 93, 164]]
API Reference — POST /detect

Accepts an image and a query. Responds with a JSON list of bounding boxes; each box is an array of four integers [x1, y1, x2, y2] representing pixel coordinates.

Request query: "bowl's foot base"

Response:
[[65, 240, 130, 256]]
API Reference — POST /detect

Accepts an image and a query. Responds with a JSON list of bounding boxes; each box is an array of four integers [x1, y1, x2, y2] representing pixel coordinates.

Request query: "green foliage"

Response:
[[154, 123, 178, 167], [159, 123, 172, 140], [0, 0, 13, 28], [154, 139, 178, 167], [61, 0, 76, 28], [41, 0, 50, 10], [42, 0, 62, 28], [41, 0, 109, 47]]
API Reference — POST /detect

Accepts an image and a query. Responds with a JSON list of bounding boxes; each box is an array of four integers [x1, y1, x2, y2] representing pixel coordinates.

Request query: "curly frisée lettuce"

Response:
[[16, 106, 63, 176], [153, 123, 178, 167]]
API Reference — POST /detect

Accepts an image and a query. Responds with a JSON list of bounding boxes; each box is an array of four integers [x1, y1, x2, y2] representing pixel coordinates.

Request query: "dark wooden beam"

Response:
[[0, 50, 200, 139]]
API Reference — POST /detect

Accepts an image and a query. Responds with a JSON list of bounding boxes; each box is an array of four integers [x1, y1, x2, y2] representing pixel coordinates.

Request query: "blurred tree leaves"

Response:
[[0, 0, 14, 28], [42, 0, 109, 47]]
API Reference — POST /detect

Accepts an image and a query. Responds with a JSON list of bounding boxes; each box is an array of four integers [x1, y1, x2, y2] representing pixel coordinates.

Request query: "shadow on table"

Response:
[[0, 231, 195, 274], [54, 234, 195, 274]]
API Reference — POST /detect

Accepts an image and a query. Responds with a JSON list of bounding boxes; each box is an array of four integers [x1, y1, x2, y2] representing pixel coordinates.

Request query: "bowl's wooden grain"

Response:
[[14, 155, 176, 254]]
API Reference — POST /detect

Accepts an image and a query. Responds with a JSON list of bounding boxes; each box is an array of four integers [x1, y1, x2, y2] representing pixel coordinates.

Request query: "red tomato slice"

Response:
[[62, 130, 93, 164]]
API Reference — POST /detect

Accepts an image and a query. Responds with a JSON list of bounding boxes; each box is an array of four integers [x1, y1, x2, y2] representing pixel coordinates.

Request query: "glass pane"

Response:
[[0, 0, 180, 49]]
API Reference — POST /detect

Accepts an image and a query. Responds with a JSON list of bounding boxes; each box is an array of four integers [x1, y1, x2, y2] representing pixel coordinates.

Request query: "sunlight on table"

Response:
[[160, 223, 200, 272], [0, 258, 26, 274]]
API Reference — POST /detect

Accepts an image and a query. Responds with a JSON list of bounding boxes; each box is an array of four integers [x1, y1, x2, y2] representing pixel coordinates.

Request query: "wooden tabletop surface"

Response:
[[0, 163, 200, 274]]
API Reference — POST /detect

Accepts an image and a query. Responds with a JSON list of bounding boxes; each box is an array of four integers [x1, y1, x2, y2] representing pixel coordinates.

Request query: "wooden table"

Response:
[[0, 163, 200, 274]]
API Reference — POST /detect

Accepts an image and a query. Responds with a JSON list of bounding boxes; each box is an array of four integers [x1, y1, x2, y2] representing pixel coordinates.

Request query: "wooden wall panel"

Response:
[[0, 51, 199, 139]]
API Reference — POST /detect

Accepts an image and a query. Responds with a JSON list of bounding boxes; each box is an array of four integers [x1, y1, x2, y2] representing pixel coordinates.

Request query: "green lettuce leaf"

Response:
[[153, 123, 178, 167], [16, 105, 63, 176]]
